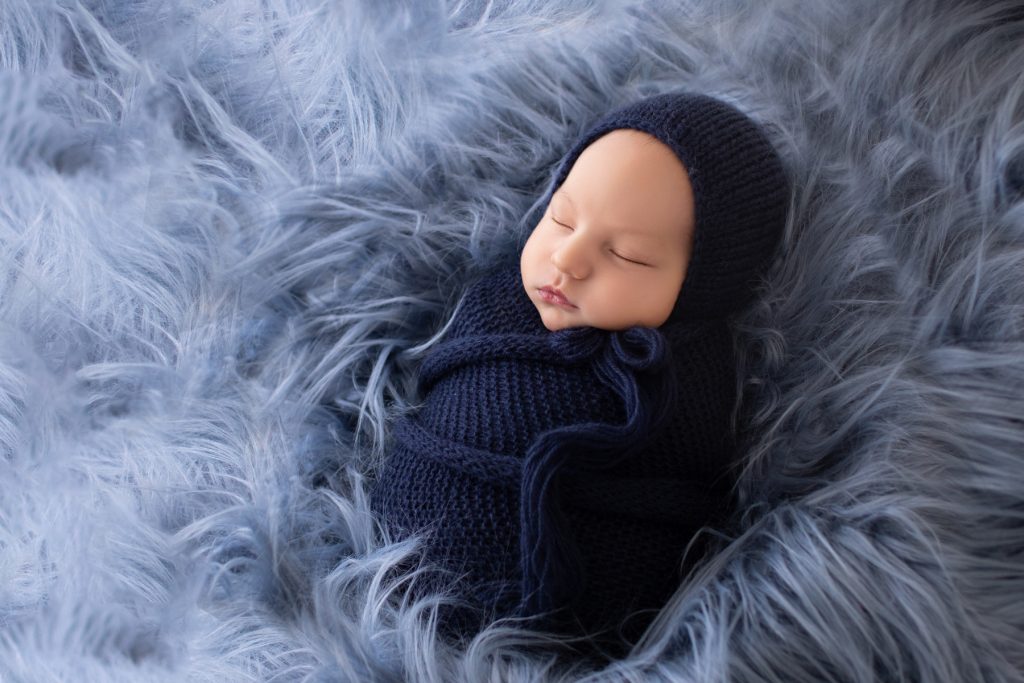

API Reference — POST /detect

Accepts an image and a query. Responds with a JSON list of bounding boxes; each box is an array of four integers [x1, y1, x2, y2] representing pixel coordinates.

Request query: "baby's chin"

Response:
[[535, 304, 584, 332], [539, 313, 573, 332], [537, 306, 626, 332], [537, 305, 659, 333]]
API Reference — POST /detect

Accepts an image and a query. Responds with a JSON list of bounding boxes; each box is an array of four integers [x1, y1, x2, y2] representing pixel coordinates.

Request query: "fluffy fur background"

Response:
[[2, 0, 1023, 680]]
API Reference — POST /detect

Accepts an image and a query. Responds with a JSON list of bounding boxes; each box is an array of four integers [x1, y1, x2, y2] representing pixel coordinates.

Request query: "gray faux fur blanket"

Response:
[[1, 1, 1023, 681]]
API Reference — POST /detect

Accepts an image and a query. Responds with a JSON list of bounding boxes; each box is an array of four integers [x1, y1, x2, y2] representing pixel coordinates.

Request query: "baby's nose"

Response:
[[551, 241, 590, 279]]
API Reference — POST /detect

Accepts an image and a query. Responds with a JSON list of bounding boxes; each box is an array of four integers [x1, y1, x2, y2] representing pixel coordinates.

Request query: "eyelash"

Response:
[[551, 218, 649, 267]]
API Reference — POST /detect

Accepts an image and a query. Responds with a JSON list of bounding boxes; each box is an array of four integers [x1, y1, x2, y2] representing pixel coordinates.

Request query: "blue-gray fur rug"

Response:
[[2, 0, 1023, 680]]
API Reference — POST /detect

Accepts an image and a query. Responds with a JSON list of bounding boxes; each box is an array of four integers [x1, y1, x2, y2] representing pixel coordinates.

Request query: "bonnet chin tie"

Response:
[[518, 325, 677, 621]]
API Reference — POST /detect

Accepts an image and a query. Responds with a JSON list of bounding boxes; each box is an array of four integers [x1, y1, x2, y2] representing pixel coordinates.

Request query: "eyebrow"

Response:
[[555, 189, 662, 241]]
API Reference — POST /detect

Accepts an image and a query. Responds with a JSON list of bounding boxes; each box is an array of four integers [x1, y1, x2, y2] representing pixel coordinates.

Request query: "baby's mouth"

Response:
[[538, 287, 576, 308]]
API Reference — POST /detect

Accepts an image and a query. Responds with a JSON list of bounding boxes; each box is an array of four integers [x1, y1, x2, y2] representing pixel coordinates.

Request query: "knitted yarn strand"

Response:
[[518, 326, 678, 624]]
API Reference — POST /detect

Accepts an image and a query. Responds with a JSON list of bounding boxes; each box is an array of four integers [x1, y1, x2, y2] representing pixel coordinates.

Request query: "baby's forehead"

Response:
[[552, 131, 694, 230]]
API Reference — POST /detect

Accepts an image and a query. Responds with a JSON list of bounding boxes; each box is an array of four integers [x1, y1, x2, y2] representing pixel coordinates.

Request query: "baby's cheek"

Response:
[[521, 242, 541, 284]]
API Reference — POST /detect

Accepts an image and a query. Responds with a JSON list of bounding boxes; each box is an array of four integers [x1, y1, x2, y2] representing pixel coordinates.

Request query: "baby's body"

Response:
[[370, 263, 738, 655], [371, 91, 788, 658]]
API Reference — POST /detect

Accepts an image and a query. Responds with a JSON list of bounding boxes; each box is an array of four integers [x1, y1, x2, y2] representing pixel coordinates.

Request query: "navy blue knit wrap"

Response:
[[370, 265, 738, 657]]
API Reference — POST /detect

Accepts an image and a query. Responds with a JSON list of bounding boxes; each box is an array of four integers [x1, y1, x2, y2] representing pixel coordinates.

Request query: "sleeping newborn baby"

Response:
[[370, 92, 789, 659]]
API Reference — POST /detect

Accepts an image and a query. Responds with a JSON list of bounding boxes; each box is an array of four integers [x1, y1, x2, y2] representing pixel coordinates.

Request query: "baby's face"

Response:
[[521, 129, 695, 332]]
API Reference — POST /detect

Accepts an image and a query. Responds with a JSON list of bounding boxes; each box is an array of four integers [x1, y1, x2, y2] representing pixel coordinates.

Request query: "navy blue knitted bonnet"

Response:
[[533, 91, 790, 322]]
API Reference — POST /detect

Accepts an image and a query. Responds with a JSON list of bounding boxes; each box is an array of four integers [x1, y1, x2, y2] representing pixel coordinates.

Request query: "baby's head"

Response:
[[520, 92, 789, 332]]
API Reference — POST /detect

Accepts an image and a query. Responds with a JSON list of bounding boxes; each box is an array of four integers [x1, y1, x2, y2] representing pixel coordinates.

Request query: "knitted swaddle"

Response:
[[370, 263, 737, 653]]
